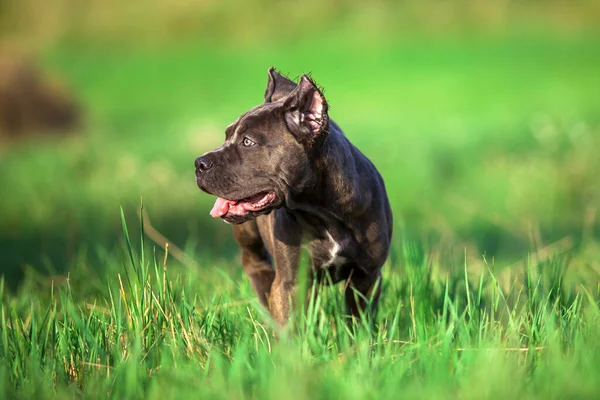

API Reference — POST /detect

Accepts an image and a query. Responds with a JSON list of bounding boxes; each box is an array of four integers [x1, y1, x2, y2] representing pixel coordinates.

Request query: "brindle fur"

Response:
[[195, 67, 393, 326]]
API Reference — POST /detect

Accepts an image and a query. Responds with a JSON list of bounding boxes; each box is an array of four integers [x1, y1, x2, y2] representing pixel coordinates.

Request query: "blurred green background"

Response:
[[1, 0, 599, 291]]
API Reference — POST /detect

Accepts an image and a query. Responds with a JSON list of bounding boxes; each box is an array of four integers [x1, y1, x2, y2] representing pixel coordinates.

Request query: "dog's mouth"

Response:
[[209, 191, 277, 219]]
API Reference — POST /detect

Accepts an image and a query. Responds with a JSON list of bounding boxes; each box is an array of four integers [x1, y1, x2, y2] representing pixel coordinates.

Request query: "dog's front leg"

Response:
[[269, 211, 302, 326]]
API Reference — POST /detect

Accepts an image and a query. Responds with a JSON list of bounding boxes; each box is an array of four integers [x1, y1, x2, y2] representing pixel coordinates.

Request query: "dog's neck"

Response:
[[287, 122, 372, 227]]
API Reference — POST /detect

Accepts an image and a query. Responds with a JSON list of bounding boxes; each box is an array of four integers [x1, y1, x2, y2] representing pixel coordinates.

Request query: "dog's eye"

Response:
[[242, 137, 256, 147]]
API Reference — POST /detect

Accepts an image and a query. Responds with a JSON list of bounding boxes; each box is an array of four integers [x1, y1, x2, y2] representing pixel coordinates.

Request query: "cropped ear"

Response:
[[264, 67, 298, 102], [283, 74, 329, 143]]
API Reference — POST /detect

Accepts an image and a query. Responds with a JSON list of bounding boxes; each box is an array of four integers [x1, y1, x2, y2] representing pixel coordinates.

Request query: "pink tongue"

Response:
[[210, 197, 232, 218]]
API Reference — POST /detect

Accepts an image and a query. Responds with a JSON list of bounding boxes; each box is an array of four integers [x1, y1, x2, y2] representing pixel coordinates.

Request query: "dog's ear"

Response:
[[283, 74, 329, 143], [264, 67, 298, 103]]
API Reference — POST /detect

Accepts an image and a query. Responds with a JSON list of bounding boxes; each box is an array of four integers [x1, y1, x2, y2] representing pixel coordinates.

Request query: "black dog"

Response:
[[195, 67, 393, 325]]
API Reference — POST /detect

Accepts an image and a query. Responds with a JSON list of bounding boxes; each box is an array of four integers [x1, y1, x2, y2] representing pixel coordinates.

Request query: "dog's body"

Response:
[[195, 68, 392, 325]]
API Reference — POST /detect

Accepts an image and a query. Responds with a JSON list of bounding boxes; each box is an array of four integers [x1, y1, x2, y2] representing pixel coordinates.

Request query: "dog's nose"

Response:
[[195, 156, 214, 172]]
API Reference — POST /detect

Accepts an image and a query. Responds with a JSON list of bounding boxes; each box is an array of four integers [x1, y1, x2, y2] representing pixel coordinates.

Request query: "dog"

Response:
[[195, 67, 393, 326]]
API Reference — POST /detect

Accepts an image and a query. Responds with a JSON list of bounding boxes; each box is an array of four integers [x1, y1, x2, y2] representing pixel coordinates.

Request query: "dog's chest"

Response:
[[322, 230, 348, 268], [309, 230, 349, 270]]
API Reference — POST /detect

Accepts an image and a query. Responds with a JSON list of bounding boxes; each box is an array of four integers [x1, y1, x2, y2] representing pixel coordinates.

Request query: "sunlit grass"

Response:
[[1, 206, 599, 398]]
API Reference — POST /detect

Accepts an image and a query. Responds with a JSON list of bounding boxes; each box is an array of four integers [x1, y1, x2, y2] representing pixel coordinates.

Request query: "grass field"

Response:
[[1, 25, 600, 398]]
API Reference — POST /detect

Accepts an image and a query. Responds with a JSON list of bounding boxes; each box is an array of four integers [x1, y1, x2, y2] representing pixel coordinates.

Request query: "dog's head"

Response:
[[195, 67, 330, 224]]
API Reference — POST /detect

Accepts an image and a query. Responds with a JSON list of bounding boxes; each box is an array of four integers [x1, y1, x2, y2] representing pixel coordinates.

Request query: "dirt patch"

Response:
[[0, 53, 81, 139]]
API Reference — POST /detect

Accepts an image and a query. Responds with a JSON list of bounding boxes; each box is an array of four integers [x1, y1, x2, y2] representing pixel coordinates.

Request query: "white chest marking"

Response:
[[324, 230, 346, 268]]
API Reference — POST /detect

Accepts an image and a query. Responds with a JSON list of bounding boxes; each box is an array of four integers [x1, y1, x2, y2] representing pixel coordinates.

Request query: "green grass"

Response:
[[1, 28, 600, 398], [1, 207, 599, 399]]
